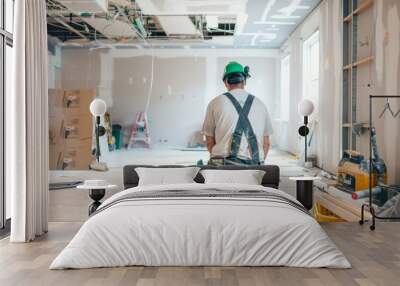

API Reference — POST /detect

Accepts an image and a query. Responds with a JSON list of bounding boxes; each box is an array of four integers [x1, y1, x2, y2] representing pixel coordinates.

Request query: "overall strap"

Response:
[[224, 92, 260, 163]]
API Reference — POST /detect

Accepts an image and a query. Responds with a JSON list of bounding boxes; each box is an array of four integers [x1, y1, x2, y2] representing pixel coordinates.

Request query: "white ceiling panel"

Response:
[[58, 0, 109, 13], [83, 18, 137, 38], [157, 16, 198, 35], [109, 0, 132, 7], [136, 0, 247, 15]]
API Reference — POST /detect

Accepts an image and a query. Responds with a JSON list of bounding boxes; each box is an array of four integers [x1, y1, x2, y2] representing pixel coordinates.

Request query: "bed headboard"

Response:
[[123, 165, 280, 189]]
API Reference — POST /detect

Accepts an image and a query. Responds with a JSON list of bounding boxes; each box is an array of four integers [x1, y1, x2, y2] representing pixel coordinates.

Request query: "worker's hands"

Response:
[[263, 136, 271, 160], [206, 136, 216, 153]]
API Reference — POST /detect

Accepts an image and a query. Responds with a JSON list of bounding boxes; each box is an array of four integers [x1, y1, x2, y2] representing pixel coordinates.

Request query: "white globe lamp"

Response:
[[298, 99, 314, 116], [90, 99, 107, 163], [297, 99, 315, 167], [90, 98, 107, 117]]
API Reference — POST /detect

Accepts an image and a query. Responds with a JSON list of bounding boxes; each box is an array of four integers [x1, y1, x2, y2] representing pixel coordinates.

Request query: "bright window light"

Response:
[[5, 0, 14, 33], [1, 0, 14, 227], [302, 30, 319, 114], [280, 55, 290, 121]]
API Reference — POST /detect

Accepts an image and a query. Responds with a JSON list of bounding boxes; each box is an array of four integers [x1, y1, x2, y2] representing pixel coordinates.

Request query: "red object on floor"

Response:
[[128, 112, 151, 148]]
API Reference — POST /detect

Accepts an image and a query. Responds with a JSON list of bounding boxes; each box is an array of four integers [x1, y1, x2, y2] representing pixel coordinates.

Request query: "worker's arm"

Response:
[[202, 101, 216, 154], [206, 136, 216, 153], [263, 104, 273, 160], [263, 136, 271, 159]]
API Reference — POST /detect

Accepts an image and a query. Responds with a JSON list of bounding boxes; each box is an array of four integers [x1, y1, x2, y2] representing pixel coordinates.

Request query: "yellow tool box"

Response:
[[337, 150, 387, 192]]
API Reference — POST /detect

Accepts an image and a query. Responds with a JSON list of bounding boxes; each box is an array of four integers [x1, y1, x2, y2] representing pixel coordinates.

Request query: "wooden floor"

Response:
[[0, 222, 399, 286]]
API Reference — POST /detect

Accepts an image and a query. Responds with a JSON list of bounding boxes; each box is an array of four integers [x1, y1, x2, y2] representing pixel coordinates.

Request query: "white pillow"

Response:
[[136, 167, 200, 186], [200, 169, 266, 185]]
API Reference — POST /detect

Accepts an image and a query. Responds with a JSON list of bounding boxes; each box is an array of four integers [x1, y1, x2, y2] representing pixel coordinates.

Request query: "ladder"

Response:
[[128, 112, 151, 148]]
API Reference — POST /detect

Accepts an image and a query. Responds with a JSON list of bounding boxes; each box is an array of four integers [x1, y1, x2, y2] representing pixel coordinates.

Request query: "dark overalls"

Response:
[[209, 92, 261, 166]]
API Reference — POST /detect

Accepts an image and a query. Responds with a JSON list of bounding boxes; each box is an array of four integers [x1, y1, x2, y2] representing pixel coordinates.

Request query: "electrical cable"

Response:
[[114, 4, 155, 113], [145, 45, 155, 113]]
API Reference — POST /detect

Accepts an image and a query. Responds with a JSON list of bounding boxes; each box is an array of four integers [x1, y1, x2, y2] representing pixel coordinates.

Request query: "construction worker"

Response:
[[202, 61, 273, 166]]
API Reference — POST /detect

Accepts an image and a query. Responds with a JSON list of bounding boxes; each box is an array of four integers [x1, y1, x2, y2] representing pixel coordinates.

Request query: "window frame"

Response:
[[0, 0, 13, 233]]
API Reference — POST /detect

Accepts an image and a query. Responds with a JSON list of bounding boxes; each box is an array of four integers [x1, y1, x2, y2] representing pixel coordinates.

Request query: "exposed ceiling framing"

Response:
[[46, 0, 321, 49]]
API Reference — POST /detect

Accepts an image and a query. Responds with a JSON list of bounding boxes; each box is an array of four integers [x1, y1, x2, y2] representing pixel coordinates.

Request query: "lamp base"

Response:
[[89, 161, 109, 171], [304, 161, 313, 168]]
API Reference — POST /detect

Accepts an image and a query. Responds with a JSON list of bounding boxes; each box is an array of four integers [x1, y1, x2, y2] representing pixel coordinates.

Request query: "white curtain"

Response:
[[317, 0, 342, 172], [10, 0, 49, 242]]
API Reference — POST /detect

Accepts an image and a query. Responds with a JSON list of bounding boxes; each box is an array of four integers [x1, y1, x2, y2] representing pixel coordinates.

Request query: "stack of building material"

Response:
[[313, 177, 372, 222], [49, 89, 95, 170]]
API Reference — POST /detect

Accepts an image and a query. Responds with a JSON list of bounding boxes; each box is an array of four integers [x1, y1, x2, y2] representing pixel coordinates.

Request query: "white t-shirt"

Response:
[[202, 88, 273, 160]]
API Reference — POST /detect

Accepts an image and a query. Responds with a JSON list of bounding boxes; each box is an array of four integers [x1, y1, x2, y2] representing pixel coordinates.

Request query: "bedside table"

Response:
[[77, 180, 117, 215], [289, 177, 320, 210]]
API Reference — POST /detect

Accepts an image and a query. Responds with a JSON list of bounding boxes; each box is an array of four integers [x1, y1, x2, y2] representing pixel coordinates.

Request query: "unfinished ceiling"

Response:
[[46, 0, 321, 49]]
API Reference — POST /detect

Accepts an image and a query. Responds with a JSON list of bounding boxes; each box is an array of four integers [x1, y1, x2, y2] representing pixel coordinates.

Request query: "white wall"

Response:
[[48, 51, 62, 89], [59, 48, 279, 147]]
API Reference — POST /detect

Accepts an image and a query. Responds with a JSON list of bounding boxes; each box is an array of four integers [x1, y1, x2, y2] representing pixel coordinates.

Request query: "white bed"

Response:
[[50, 183, 351, 269]]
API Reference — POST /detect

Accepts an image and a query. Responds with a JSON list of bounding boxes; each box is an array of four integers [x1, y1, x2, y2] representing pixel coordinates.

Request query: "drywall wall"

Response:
[[59, 48, 279, 148], [371, 0, 400, 184], [48, 51, 62, 89], [61, 49, 101, 90], [279, 0, 400, 182], [338, 0, 400, 184], [111, 55, 206, 147]]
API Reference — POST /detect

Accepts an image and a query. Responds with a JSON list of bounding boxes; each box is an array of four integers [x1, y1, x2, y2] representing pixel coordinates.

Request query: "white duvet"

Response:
[[50, 183, 351, 269]]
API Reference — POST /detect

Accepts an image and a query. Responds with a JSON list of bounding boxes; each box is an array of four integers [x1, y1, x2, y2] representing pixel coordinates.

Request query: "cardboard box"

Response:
[[49, 115, 65, 145], [49, 145, 57, 170], [49, 143, 65, 170], [64, 137, 92, 150], [63, 137, 94, 170], [48, 89, 64, 118], [63, 115, 93, 140], [62, 144, 94, 170], [63, 89, 95, 117], [48, 88, 96, 170]]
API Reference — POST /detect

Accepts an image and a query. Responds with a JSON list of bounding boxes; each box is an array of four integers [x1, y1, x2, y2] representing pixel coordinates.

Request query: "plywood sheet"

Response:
[[58, 0, 109, 13], [157, 16, 198, 35], [83, 18, 137, 39]]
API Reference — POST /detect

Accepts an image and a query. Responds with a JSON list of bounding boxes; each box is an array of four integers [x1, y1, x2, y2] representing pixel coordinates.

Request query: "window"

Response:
[[1, 0, 13, 232], [5, 0, 13, 33], [280, 55, 290, 121], [302, 31, 319, 112]]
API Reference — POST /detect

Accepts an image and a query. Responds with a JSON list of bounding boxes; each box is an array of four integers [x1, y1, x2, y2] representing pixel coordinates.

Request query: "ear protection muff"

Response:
[[244, 66, 251, 78]]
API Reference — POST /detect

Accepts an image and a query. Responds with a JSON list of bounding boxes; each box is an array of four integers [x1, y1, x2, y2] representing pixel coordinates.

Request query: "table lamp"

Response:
[[298, 99, 314, 167]]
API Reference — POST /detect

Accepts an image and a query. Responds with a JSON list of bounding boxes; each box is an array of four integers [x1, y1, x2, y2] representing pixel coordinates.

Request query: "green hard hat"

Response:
[[222, 61, 250, 82]]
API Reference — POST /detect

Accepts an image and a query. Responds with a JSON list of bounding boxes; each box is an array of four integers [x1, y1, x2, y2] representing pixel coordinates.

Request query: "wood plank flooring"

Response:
[[0, 222, 399, 286]]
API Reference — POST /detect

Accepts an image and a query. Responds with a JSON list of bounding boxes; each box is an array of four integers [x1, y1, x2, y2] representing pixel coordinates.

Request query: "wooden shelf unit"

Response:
[[342, 122, 371, 128], [343, 14, 352, 23], [353, 55, 374, 67], [343, 55, 374, 70], [343, 0, 374, 22], [342, 0, 374, 151], [353, 0, 374, 15]]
